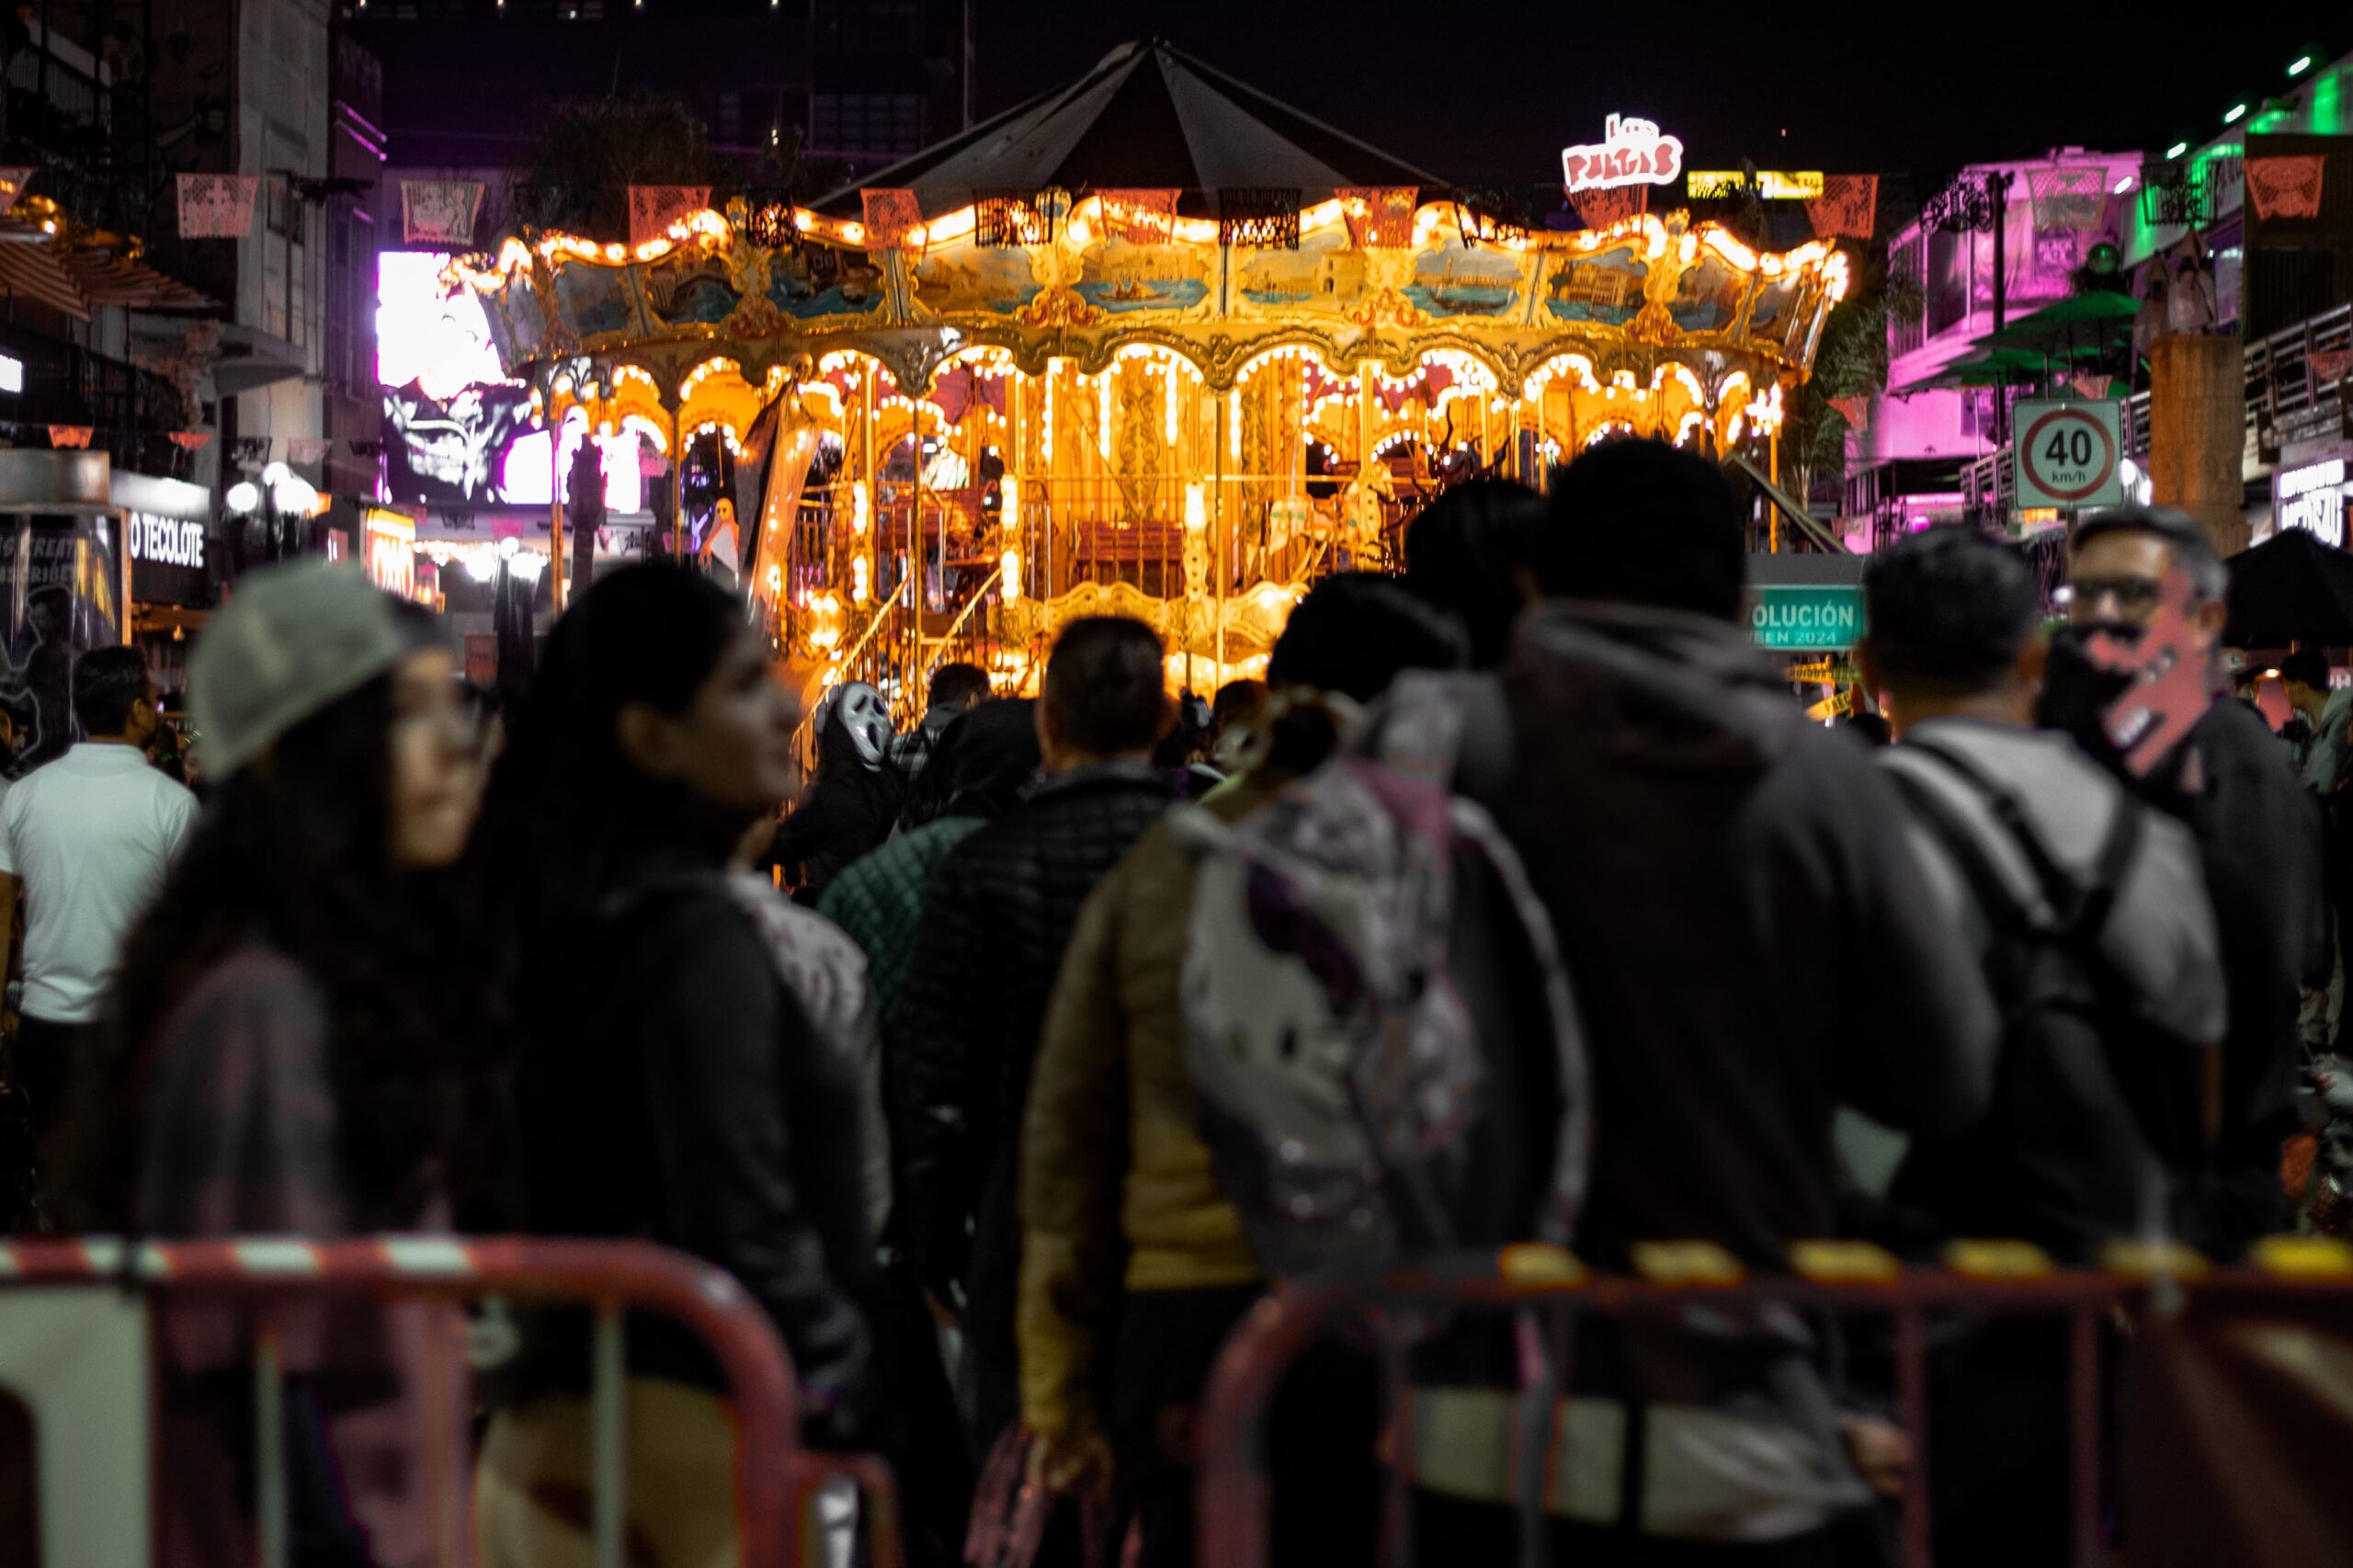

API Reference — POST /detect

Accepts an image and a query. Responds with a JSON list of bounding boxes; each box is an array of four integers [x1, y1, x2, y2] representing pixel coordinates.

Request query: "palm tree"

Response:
[[1787, 244, 1926, 513], [515, 94, 735, 240], [515, 97, 849, 241]]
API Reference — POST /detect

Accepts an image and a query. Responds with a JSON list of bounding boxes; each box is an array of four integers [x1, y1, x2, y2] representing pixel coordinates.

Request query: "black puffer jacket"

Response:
[[887, 761, 1176, 1439], [517, 867, 877, 1426]]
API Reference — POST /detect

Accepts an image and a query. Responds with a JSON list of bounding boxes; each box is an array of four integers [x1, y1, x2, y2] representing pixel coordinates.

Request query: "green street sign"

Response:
[[1750, 584, 1864, 650]]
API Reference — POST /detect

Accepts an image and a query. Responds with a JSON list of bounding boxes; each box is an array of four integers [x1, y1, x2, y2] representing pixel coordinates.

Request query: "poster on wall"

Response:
[[378, 251, 645, 511], [0, 514, 126, 767]]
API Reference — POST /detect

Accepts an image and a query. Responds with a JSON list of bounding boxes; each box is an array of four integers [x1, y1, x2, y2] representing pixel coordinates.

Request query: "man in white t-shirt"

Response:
[[0, 645, 195, 1141]]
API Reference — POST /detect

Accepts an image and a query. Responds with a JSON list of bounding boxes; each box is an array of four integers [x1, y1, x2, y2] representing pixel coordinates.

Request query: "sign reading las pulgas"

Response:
[[1751, 584, 1865, 651], [1562, 115, 1685, 193]]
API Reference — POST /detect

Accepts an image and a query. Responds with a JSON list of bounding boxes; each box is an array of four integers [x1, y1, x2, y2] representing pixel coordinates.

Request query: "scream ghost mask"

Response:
[[820, 680, 893, 771]]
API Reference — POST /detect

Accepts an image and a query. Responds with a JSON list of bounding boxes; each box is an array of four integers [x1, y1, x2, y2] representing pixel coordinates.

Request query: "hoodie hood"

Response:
[[1513, 599, 1799, 771]]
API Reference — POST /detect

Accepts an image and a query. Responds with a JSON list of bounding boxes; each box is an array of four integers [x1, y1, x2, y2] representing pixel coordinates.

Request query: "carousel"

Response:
[[454, 41, 1847, 708]]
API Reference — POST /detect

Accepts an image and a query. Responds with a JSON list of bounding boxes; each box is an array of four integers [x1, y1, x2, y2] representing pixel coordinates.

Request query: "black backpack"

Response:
[[1881, 738, 2206, 1263]]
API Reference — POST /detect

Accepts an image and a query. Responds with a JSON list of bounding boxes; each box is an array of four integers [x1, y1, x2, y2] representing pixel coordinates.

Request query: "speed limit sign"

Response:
[[2014, 400, 2124, 510]]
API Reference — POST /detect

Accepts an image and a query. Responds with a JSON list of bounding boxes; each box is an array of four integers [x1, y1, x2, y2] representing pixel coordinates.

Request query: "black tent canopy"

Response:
[[813, 40, 1443, 219], [2225, 526, 2353, 647]]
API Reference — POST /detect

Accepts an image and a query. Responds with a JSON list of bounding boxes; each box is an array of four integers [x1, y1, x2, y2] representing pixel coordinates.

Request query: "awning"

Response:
[[0, 240, 213, 320], [60, 250, 211, 311], [212, 323, 306, 396], [0, 241, 87, 321]]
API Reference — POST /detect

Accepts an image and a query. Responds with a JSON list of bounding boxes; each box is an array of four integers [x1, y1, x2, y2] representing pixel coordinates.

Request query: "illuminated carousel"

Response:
[[455, 41, 1847, 704]]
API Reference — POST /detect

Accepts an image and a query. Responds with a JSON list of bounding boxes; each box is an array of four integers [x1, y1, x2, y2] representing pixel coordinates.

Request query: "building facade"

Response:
[[1846, 49, 2353, 559]]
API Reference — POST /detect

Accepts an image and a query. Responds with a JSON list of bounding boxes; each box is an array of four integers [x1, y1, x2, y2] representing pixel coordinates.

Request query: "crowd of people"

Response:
[[0, 437, 2329, 1566]]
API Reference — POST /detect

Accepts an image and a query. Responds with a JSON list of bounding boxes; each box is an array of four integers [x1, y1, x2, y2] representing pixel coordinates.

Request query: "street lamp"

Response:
[[225, 462, 321, 567]]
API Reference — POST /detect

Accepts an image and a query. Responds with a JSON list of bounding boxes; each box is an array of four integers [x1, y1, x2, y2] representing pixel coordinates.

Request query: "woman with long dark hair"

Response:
[[49, 560, 494, 1568], [473, 562, 876, 1565]]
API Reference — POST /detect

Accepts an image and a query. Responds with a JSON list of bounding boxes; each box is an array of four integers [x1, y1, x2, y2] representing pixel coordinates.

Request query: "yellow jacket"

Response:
[[1017, 786, 1266, 1440]]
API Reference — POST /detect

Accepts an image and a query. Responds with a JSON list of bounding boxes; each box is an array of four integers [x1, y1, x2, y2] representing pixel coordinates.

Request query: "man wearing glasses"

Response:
[[2045, 504, 2324, 1244]]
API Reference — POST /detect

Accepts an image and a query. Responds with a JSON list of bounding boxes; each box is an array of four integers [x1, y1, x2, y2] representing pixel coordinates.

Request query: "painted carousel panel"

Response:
[[913, 244, 1045, 318], [1404, 241, 1526, 321], [1073, 236, 1214, 316], [767, 244, 888, 321], [1544, 243, 1650, 328], [551, 264, 642, 342], [1666, 251, 1751, 335], [1234, 228, 1364, 317]]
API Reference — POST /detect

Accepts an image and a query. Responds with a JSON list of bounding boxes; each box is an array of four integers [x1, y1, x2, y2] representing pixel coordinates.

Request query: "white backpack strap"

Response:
[[1165, 800, 1236, 858], [1378, 671, 1513, 805]]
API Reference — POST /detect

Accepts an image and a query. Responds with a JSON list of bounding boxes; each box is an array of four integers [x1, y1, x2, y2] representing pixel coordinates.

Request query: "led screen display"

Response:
[[378, 251, 642, 512]]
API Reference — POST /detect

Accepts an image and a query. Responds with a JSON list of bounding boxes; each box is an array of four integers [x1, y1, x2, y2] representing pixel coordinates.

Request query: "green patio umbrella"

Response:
[[1972, 290, 2141, 354], [1897, 344, 2098, 394]]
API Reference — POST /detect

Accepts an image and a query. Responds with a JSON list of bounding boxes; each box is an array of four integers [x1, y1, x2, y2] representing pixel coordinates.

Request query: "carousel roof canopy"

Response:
[[813, 39, 1444, 220]]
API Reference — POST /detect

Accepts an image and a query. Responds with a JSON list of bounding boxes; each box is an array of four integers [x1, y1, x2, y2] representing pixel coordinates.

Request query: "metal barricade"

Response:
[[0, 1233, 900, 1568], [1193, 1238, 2353, 1568]]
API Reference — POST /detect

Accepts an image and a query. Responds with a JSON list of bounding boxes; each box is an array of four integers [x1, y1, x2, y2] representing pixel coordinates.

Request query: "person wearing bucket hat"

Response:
[[46, 559, 502, 1568]]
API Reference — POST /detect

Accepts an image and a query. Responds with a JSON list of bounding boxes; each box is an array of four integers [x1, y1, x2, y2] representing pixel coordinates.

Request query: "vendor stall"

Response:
[[455, 41, 1847, 706]]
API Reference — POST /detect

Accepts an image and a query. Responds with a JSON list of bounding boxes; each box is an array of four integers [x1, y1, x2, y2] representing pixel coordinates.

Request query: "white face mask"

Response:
[[827, 681, 892, 769]]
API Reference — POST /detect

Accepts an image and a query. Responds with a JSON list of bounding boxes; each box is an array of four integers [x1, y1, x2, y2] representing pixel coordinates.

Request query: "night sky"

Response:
[[972, 3, 2342, 183]]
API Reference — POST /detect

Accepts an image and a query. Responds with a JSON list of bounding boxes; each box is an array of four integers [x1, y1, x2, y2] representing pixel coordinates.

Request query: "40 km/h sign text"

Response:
[[2014, 400, 2125, 511]]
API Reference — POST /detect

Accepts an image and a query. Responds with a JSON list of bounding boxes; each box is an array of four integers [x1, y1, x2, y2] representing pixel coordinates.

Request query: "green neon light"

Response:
[[2316, 70, 2344, 135]]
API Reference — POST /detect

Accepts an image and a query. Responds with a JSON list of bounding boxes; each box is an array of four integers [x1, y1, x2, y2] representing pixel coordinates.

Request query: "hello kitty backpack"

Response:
[[1171, 673, 1589, 1280]]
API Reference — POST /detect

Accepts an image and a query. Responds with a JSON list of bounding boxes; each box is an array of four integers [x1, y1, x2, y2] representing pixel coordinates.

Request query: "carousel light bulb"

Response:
[[1001, 547, 1022, 602], [850, 485, 870, 536], [1184, 483, 1206, 533], [851, 554, 870, 604]]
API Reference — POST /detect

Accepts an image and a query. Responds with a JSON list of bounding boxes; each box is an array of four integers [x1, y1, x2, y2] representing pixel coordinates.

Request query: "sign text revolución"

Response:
[[1751, 584, 1864, 651]]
